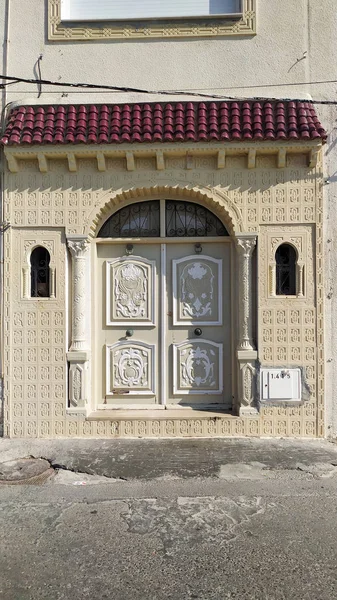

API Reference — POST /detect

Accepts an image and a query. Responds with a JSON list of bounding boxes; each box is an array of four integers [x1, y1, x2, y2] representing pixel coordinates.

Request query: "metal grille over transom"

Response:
[[98, 200, 160, 237], [98, 200, 229, 237], [166, 200, 228, 237]]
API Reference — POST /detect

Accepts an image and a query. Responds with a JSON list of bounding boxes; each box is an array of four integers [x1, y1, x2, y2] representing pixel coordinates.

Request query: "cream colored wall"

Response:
[[1, 0, 335, 105], [2, 149, 323, 437], [1, 0, 337, 436]]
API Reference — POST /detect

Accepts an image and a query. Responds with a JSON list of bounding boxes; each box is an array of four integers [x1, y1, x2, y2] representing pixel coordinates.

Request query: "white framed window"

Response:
[[60, 0, 243, 22], [50, 0, 256, 41]]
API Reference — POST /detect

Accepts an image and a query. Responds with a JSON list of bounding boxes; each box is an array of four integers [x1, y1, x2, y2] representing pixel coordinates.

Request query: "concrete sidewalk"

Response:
[[1, 438, 337, 599], [1, 437, 337, 482]]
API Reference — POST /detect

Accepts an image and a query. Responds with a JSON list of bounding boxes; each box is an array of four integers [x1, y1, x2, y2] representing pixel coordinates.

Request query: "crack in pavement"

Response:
[[122, 496, 272, 556], [37, 457, 128, 483]]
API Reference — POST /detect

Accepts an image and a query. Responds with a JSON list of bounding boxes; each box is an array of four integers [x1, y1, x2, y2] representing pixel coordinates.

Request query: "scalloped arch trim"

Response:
[[87, 185, 243, 239]]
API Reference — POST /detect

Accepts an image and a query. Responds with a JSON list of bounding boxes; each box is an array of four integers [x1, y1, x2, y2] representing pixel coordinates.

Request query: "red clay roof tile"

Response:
[[0, 101, 327, 146]]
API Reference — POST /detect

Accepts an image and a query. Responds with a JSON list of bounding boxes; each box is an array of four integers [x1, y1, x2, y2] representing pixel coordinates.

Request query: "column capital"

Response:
[[235, 233, 257, 256], [66, 235, 90, 258]]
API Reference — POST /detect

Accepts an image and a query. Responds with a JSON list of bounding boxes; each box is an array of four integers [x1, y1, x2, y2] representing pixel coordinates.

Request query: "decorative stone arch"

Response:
[[84, 183, 244, 240], [66, 183, 258, 416]]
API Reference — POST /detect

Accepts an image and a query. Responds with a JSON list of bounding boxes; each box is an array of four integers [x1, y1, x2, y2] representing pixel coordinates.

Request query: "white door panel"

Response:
[[95, 240, 232, 408], [166, 242, 231, 407], [96, 243, 160, 406], [173, 255, 223, 325], [173, 340, 223, 394], [106, 341, 156, 396], [106, 257, 156, 326]]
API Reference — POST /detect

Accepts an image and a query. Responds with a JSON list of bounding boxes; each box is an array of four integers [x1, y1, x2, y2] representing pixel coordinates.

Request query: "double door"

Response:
[[95, 241, 232, 408]]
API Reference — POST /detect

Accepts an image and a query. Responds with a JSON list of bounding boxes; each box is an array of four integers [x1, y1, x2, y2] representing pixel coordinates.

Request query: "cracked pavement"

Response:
[[1, 438, 337, 599]]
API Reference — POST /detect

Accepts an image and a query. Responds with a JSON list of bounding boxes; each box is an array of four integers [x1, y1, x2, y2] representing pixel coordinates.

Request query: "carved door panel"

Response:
[[166, 242, 232, 407], [96, 243, 160, 407]]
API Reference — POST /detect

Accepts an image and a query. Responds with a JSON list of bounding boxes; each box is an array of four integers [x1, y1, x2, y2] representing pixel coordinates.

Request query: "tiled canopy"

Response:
[[0, 101, 327, 146]]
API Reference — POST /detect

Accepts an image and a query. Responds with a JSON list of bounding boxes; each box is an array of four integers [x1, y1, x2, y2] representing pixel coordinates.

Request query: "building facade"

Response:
[[0, 0, 336, 438]]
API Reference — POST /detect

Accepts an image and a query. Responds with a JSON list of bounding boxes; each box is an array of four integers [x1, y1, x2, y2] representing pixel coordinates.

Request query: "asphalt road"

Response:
[[0, 439, 337, 599]]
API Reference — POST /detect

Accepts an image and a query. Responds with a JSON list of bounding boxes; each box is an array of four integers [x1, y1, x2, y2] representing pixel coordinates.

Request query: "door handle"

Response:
[[194, 328, 202, 337], [125, 329, 134, 337]]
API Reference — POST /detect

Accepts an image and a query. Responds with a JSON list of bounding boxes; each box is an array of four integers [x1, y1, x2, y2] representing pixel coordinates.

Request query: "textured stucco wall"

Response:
[[2, 150, 324, 438], [1, 0, 337, 436]]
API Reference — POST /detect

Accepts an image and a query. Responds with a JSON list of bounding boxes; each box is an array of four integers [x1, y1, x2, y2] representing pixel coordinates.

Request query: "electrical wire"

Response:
[[1, 73, 337, 105], [36, 55, 43, 99]]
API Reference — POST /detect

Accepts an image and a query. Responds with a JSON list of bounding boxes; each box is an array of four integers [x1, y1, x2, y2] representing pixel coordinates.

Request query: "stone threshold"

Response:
[[86, 408, 234, 421]]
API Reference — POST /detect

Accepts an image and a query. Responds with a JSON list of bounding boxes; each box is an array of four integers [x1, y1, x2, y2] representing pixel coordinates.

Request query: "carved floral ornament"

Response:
[[67, 238, 90, 258], [235, 235, 257, 257]]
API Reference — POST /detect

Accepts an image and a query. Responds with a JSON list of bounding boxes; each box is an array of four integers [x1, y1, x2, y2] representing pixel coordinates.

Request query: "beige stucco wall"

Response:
[[1, 0, 337, 436], [1, 147, 324, 437], [0, 1, 335, 104]]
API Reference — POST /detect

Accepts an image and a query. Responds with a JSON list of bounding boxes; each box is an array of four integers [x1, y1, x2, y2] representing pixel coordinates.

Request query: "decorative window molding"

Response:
[[48, 0, 256, 41], [22, 241, 56, 300], [30, 246, 51, 298], [61, 0, 244, 22], [268, 236, 307, 299], [275, 244, 297, 296]]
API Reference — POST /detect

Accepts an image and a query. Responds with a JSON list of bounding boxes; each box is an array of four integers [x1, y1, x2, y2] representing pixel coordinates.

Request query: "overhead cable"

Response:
[[1, 73, 337, 105]]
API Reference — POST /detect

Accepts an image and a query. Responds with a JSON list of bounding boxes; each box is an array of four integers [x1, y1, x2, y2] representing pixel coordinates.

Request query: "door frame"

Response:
[[92, 235, 235, 411]]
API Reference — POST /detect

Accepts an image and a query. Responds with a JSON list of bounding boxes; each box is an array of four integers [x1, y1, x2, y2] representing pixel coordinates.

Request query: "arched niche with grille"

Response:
[[22, 245, 56, 299], [30, 247, 51, 298], [97, 199, 229, 238], [274, 243, 302, 297]]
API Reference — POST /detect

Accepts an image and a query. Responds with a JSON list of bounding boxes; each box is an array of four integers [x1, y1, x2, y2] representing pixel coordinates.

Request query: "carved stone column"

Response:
[[67, 236, 90, 351], [66, 235, 90, 410], [235, 234, 258, 416], [235, 234, 257, 351]]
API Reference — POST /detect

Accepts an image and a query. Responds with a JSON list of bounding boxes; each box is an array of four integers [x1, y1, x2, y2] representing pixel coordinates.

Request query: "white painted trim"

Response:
[[106, 341, 156, 396], [97, 403, 162, 410], [105, 256, 156, 327], [172, 255, 223, 326], [173, 340, 223, 395], [160, 243, 167, 406], [230, 242, 235, 410], [160, 199, 166, 238], [165, 403, 230, 410]]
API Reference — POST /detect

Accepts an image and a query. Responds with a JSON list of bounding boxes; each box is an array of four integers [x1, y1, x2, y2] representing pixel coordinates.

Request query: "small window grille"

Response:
[[275, 244, 297, 295], [98, 200, 160, 237], [165, 200, 228, 237], [31, 247, 51, 298]]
